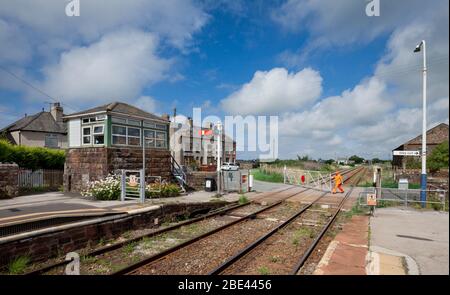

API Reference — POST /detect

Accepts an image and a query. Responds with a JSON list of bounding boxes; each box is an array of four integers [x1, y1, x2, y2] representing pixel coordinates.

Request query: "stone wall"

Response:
[[186, 171, 217, 191], [0, 163, 19, 199], [64, 147, 172, 193], [64, 148, 109, 192], [0, 202, 228, 269], [108, 148, 172, 179]]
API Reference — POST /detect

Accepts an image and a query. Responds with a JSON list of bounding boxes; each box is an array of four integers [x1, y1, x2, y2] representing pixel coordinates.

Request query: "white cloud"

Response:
[[374, 13, 449, 106], [38, 29, 171, 104], [268, 0, 449, 159], [135, 96, 158, 114], [0, 19, 31, 65], [220, 67, 322, 115], [350, 97, 449, 146], [0, 0, 208, 52], [0, 0, 210, 114], [272, 0, 442, 47], [279, 77, 392, 136], [273, 0, 448, 66]]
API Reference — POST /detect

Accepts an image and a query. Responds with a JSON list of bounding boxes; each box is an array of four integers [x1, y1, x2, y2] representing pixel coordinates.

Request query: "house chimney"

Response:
[[161, 113, 170, 121], [51, 102, 63, 123]]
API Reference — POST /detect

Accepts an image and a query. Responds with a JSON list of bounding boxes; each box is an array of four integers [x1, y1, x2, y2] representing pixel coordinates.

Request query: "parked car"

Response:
[[221, 162, 240, 171]]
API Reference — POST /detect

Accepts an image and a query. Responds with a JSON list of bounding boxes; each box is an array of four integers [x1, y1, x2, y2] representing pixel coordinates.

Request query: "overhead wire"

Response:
[[0, 66, 79, 113]]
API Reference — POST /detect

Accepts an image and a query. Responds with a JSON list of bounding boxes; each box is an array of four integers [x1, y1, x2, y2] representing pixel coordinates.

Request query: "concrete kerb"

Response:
[[366, 246, 420, 275]]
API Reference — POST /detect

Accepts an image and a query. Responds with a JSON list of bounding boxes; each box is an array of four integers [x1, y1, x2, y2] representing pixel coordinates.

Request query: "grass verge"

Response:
[[251, 169, 284, 183]]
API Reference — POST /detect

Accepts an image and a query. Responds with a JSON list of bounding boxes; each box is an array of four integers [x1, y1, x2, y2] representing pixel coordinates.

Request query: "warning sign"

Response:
[[128, 175, 138, 187], [367, 193, 377, 206]]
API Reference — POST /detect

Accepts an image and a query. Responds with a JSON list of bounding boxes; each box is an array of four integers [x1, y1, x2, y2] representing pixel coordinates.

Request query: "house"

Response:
[[0, 103, 67, 149], [170, 117, 236, 168], [63, 102, 172, 192], [392, 123, 449, 170], [336, 157, 349, 165]]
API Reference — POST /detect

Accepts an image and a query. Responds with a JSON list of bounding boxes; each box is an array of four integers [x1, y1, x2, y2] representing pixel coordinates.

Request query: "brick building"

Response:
[[63, 102, 172, 192], [392, 123, 449, 170]]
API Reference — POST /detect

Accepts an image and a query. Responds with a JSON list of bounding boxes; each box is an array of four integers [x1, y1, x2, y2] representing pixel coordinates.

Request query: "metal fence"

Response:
[[18, 169, 63, 188], [358, 187, 448, 211]]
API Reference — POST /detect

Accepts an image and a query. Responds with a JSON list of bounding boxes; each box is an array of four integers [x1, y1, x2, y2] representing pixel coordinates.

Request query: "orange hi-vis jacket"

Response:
[[334, 173, 343, 185]]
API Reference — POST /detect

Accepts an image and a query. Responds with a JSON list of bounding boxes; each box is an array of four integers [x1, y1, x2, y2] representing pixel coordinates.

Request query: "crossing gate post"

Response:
[[283, 165, 287, 184], [120, 169, 126, 202], [140, 169, 145, 203], [329, 173, 332, 193]]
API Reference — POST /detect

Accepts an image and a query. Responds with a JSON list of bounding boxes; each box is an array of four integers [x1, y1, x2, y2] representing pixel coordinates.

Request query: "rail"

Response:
[[26, 186, 302, 275], [112, 187, 310, 275], [208, 167, 364, 275], [290, 168, 365, 274]]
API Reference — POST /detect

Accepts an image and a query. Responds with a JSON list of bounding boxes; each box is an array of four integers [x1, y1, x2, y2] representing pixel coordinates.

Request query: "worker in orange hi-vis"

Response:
[[332, 171, 344, 194]]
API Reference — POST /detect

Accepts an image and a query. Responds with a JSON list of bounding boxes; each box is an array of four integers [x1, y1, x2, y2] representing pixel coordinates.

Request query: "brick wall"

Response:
[[0, 202, 228, 269], [0, 163, 19, 199], [108, 148, 171, 179], [64, 147, 172, 192], [393, 123, 449, 169]]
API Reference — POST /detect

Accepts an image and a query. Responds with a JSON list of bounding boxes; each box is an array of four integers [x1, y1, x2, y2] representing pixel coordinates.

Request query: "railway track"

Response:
[[115, 167, 364, 275], [208, 167, 365, 275], [25, 186, 309, 275], [25, 167, 364, 275]]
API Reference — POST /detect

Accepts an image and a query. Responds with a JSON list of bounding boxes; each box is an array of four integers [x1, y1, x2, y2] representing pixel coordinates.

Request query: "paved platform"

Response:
[[315, 206, 448, 275], [314, 215, 369, 275], [369, 207, 449, 275]]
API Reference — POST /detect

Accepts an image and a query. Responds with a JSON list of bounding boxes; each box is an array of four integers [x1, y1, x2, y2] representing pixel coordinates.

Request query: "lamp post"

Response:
[[414, 40, 427, 207]]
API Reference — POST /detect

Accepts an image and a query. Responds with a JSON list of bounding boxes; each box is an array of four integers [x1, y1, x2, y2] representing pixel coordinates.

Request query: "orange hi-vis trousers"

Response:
[[332, 183, 344, 193]]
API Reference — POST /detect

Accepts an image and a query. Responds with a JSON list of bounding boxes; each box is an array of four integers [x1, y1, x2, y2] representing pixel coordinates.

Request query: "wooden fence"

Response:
[[18, 169, 63, 188]]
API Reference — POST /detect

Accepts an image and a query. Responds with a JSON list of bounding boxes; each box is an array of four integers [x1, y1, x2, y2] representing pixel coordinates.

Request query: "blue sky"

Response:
[[0, 0, 448, 160]]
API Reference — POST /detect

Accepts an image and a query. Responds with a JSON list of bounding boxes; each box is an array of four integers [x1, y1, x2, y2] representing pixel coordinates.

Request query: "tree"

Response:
[[428, 141, 449, 172], [349, 155, 364, 164], [371, 158, 382, 164], [297, 154, 309, 161], [324, 159, 335, 165]]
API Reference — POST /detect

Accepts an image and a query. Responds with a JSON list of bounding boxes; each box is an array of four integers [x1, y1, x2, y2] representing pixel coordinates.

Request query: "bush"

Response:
[[0, 139, 65, 170], [146, 182, 181, 198], [8, 256, 30, 275], [82, 175, 181, 200], [238, 194, 249, 204], [81, 174, 121, 200], [428, 141, 449, 172]]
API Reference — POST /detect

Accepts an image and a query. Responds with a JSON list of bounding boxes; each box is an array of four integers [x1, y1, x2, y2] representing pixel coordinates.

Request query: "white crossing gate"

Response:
[[120, 169, 145, 203]]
